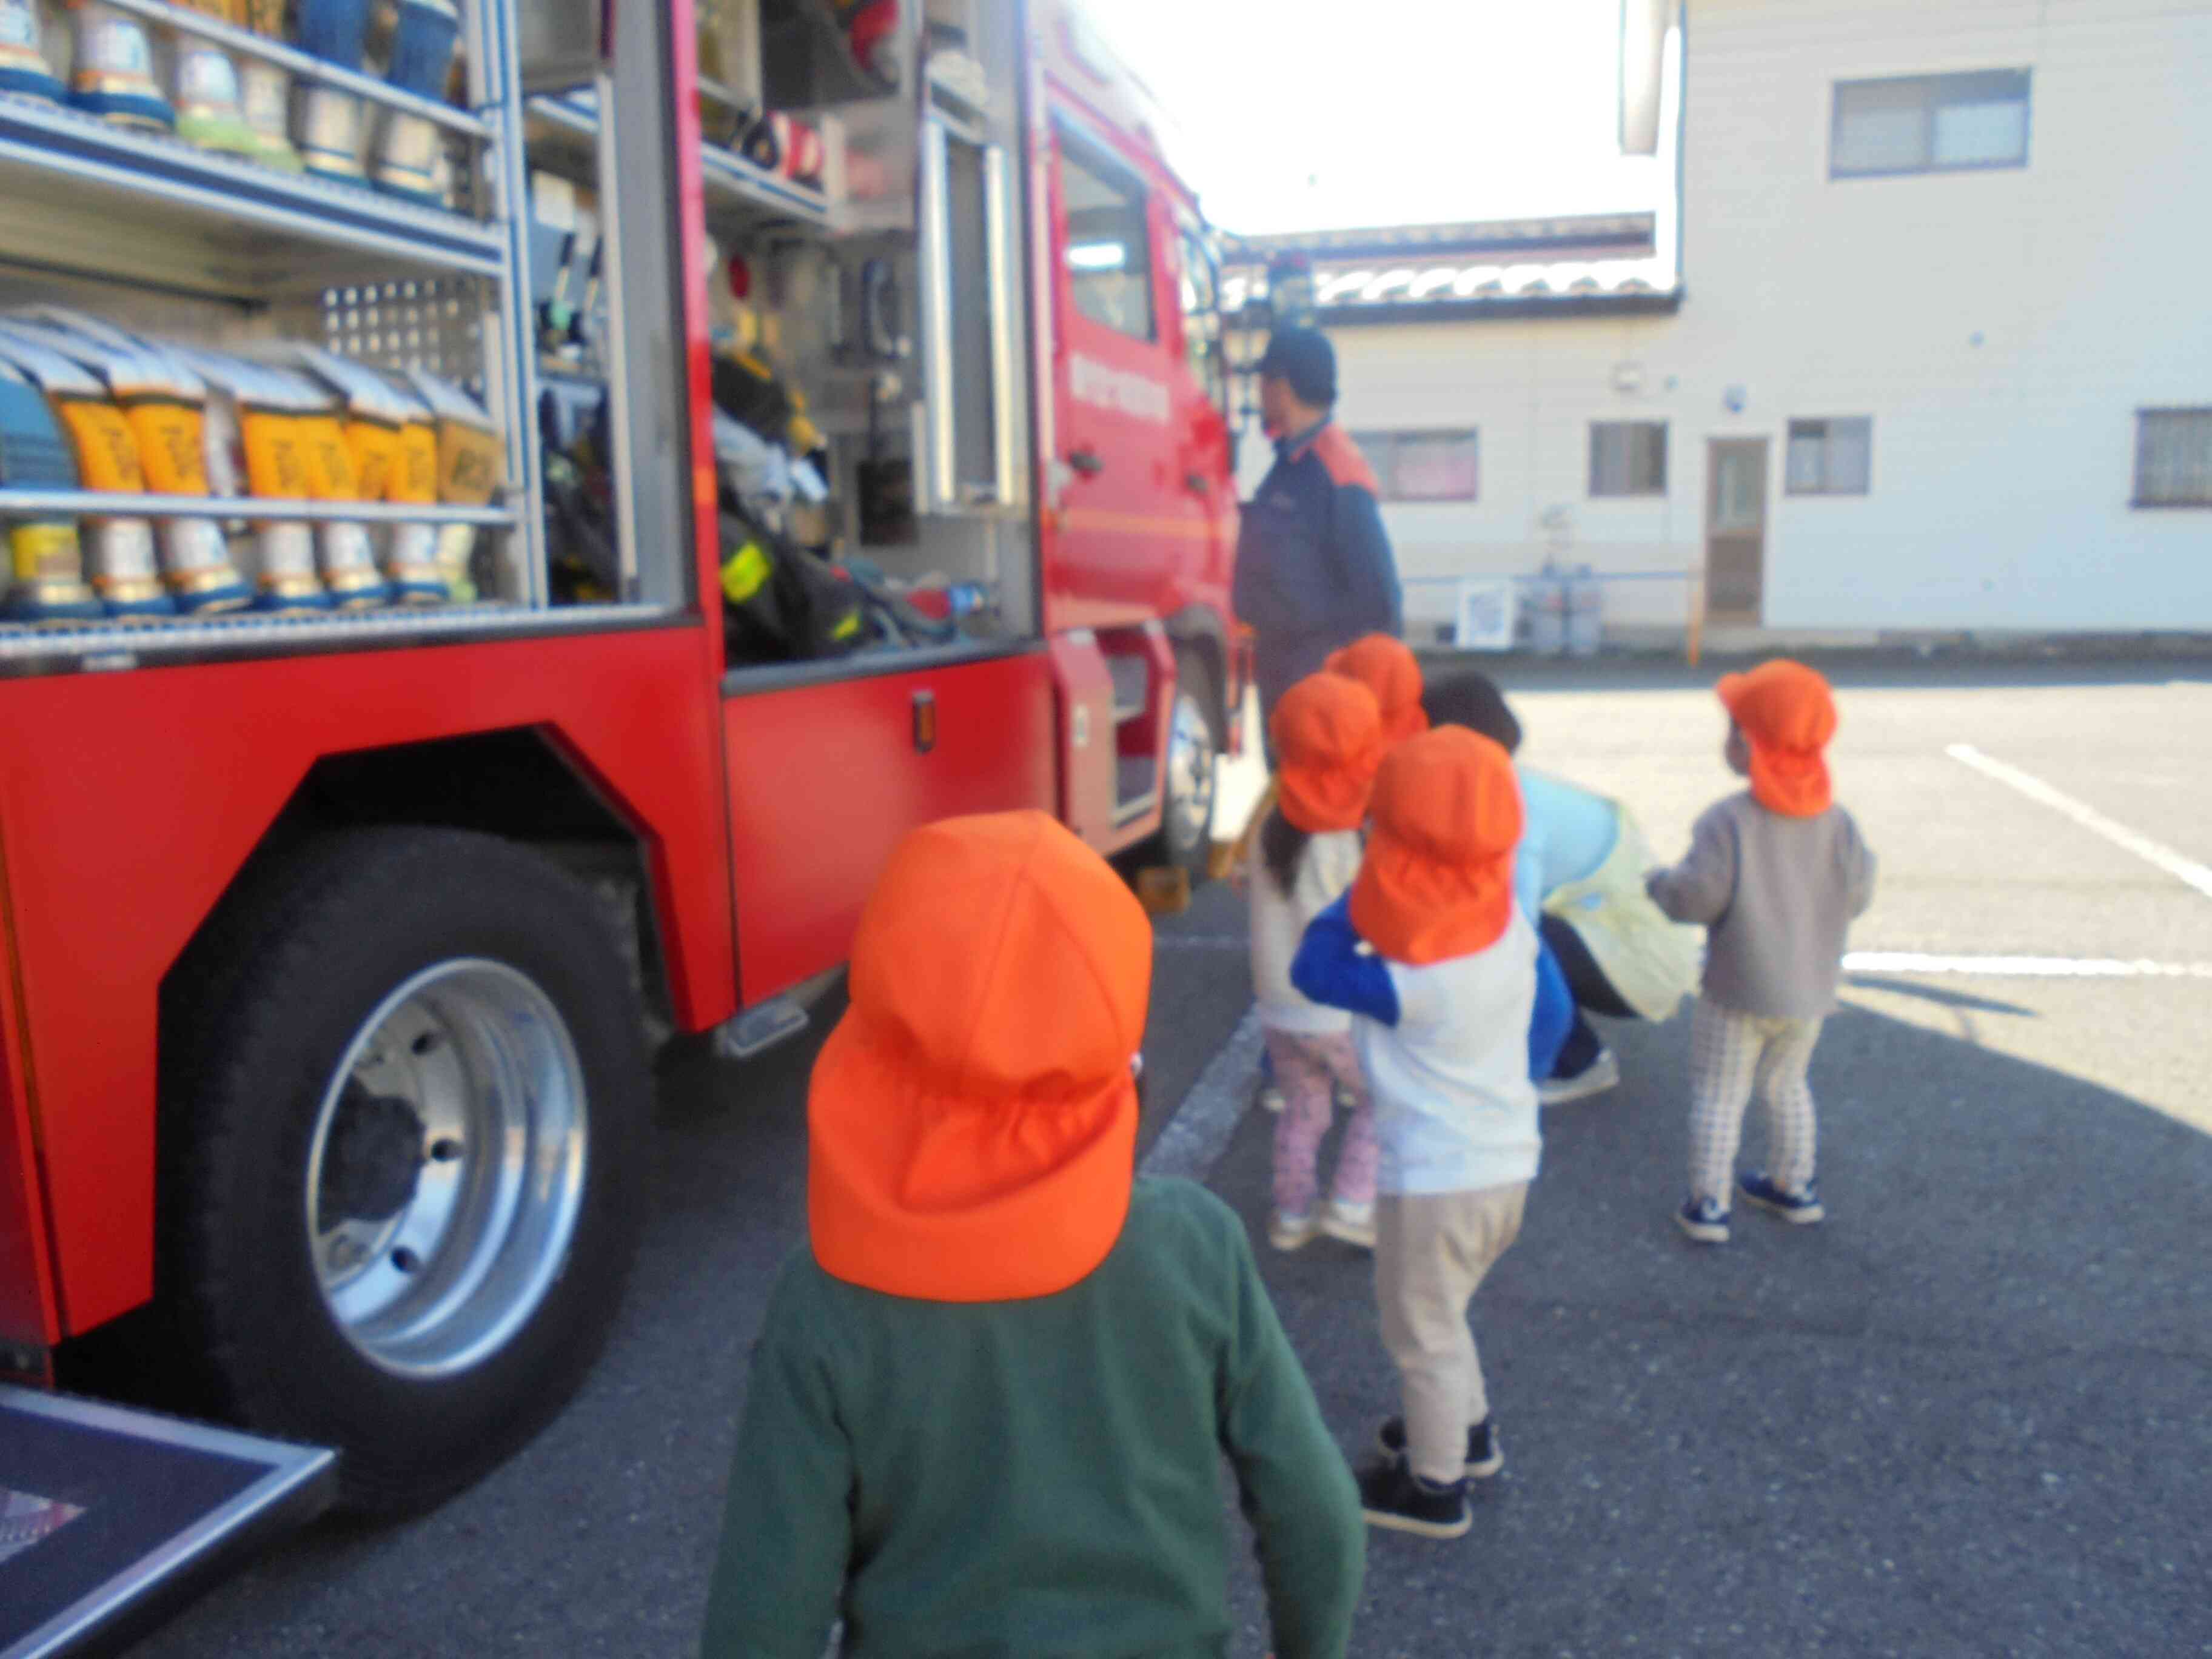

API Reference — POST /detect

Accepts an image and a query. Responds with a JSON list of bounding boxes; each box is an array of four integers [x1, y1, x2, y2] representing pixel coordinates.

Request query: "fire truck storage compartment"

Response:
[[0, 0, 699, 679]]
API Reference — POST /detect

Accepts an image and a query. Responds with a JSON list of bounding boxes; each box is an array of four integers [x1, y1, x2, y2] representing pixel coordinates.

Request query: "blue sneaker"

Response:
[[1738, 1172, 1825, 1225], [1675, 1196, 1730, 1244]]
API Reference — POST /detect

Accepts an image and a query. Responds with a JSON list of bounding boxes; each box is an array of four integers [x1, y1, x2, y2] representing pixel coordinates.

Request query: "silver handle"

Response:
[[982, 141, 1020, 509], [918, 115, 957, 513]]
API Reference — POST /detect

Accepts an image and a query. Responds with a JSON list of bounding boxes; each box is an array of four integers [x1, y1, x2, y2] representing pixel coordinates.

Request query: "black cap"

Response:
[[1255, 326, 1336, 407], [1423, 671, 1524, 756]]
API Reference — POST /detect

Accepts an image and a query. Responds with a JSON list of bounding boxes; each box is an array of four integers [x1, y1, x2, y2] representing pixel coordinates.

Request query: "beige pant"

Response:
[[1375, 1182, 1529, 1484]]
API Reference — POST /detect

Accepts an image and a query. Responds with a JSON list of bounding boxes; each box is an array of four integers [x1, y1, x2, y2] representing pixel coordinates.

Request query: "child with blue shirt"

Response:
[[1424, 671, 1700, 1105], [1293, 727, 1572, 1538]]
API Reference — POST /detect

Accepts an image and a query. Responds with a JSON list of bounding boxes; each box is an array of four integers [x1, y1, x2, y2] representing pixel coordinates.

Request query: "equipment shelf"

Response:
[[93, 0, 493, 139], [0, 599, 675, 670], [0, 96, 504, 299], [0, 492, 515, 525], [525, 93, 836, 236]]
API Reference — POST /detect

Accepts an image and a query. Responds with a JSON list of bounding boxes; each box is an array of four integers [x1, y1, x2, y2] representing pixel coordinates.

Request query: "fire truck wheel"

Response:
[[161, 827, 648, 1515], [1150, 645, 1224, 876]]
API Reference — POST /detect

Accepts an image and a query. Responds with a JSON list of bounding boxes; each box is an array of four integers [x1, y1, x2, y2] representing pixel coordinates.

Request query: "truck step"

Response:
[[1114, 756, 1159, 823], [712, 996, 811, 1061], [1105, 654, 1150, 723]]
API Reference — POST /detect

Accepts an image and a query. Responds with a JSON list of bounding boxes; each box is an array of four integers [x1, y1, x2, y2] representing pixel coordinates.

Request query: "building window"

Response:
[[1353, 429, 1480, 501], [1059, 129, 1154, 341], [1590, 421, 1666, 497], [1832, 71, 2031, 178], [2134, 410, 2212, 508], [1785, 418, 1873, 495]]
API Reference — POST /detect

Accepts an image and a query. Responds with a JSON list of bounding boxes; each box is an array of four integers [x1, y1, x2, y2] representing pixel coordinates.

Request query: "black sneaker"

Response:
[[1675, 1196, 1730, 1244], [1738, 1171, 1825, 1225], [1374, 1415, 1504, 1479], [1356, 1456, 1470, 1539]]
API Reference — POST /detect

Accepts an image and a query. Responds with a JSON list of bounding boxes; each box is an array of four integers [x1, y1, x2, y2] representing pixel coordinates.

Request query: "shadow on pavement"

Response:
[[1841, 975, 2039, 1018], [1211, 997, 2212, 1657]]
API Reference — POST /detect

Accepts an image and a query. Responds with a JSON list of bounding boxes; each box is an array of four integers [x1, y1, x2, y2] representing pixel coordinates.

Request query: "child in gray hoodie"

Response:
[[1647, 661, 1876, 1244]]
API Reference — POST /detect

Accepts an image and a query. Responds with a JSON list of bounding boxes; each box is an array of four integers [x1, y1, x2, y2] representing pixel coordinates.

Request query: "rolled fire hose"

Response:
[[172, 346, 327, 612], [0, 0, 63, 104], [0, 327, 170, 617], [406, 366, 503, 602], [268, 344, 447, 602], [171, 0, 255, 157], [8, 310, 252, 612], [0, 359, 100, 622], [374, 0, 460, 203], [237, 0, 303, 171], [67, 1, 174, 132]]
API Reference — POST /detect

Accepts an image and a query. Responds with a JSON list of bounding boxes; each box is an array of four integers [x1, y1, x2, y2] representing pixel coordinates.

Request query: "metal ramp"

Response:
[[0, 1386, 333, 1659]]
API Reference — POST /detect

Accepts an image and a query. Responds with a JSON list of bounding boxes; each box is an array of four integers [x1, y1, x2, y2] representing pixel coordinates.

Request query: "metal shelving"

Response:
[[0, 96, 506, 296], [95, 0, 494, 139], [0, 600, 676, 671], [0, 0, 569, 666], [525, 92, 837, 236], [0, 492, 515, 524]]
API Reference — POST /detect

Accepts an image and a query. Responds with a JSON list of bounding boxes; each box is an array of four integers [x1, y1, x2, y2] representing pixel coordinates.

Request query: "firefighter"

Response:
[[1233, 326, 1404, 726]]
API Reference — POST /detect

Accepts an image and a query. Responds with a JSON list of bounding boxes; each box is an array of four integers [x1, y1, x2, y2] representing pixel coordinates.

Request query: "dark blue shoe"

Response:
[[1357, 1456, 1470, 1539], [1675, 1195, 1730, 1244], [1738, 1172, 1825, 1225]]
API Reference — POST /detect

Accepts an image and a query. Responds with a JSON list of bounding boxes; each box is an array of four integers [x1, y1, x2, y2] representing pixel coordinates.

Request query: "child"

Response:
[[1646, 660, 1877, 1244], [1424, 671, 1701, 1105], [1242, 631, 1421, 1117], [1326, 631, 1430, 745], [1292, 728, 1571, 1540], [700, 811, 1364, 1658], [1250, 672, 1387, 1252]]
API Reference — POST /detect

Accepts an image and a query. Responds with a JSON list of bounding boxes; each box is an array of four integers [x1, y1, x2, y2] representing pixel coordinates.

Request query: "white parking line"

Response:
[[1141, 1010, 1263, 1182], [1947, 743, 2212, 902], [1846, 952, 2212, 980]]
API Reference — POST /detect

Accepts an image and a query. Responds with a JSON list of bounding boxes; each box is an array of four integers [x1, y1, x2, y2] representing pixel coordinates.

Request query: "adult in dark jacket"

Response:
[[1233, 327, 1404, 721]]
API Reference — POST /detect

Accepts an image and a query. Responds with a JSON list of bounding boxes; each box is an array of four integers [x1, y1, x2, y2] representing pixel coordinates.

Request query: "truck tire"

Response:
[[159, 828, 648, 1514], [1148, 644, 1222, 877]]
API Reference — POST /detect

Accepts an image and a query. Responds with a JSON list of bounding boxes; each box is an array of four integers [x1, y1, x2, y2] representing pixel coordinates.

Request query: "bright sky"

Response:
[[1084, 0, 1661, 236]]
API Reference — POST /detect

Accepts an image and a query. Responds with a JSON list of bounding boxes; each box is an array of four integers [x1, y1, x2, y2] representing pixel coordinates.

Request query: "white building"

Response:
[[1230, 0, 2212, 648]]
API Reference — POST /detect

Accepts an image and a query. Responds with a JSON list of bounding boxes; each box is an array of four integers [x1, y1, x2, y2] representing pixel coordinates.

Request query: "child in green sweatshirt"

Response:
[[700, 810, 1365, 1659]]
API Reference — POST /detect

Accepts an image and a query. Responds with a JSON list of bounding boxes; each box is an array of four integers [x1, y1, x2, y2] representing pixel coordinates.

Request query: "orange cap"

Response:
[[808, 811, 1150, 1302], [1350, 726, 1523, 965], [1270, 672, 1386, 834], [1717, 659, 1836, 817], [1327, 634, 1429, 745]]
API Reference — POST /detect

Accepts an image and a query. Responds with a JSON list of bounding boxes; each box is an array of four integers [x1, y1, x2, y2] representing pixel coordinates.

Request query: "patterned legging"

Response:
[[1265, 1027, 1379, 1218], [1687, 999, 1823, 1205]]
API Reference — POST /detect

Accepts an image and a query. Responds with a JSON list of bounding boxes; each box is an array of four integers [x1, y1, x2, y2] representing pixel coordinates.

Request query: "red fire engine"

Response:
[[0, 0, 1241, 1518]]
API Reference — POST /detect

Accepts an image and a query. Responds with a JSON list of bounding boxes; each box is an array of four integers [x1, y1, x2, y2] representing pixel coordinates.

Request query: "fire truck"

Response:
[[0, 0, 1243, 1529]]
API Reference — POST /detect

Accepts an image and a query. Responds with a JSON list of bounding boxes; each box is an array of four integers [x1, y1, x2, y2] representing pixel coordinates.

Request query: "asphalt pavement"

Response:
[[133, 652, 2212, 1658]]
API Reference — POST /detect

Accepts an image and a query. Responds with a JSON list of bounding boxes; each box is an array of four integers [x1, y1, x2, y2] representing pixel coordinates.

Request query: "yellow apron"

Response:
[[1542, 805, 1701, 1024]]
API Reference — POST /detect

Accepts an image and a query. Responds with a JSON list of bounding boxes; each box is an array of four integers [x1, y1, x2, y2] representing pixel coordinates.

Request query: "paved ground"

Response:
[[133, 653, 2212, 1658]]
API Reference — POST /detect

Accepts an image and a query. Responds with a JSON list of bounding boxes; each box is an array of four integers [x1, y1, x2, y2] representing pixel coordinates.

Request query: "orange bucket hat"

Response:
[[1270, 672, 1385, 834], [1350, 725, 1523, 965], [808, 811, 1151, 1302], [1717, 659, 1837, 817], [1326, 634, 1429, 745]]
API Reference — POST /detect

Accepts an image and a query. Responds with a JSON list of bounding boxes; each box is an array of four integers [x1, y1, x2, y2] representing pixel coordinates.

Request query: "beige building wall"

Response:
[[1309, 0, 2212, 642]]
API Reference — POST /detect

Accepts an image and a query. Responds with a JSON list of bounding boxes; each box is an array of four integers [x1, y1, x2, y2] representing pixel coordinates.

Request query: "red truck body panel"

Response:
[[721, 650, 1057, 1004], [0, 625, 739, 1339]]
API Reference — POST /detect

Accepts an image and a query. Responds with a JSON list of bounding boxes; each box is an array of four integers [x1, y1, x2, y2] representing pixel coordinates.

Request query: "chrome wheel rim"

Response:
[[304, 959, 588, 1379], [1164, 688, 1218, 854]]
